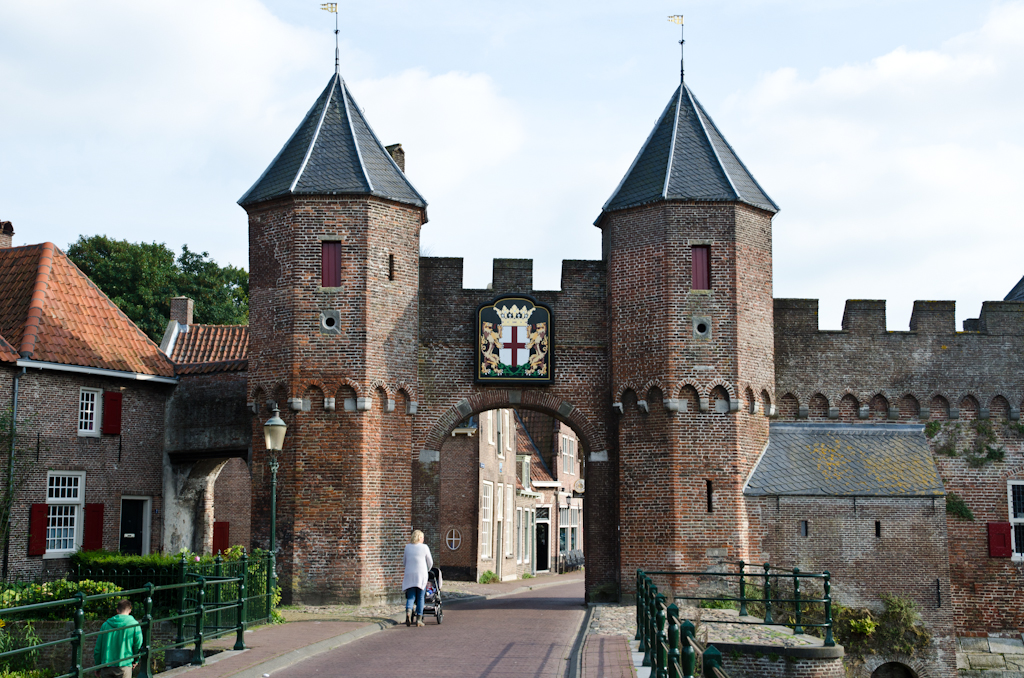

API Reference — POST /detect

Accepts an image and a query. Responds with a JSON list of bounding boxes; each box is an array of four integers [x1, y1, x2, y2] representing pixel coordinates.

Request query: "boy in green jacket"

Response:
[[93, 599, 142, 678]]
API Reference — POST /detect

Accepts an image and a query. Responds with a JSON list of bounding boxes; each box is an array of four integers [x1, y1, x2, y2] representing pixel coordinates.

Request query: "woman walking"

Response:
[[403, 529, 433, 627]]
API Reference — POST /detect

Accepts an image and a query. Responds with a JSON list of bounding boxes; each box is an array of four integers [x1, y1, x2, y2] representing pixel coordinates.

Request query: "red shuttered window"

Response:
[[988, 522, 1012, 558], [28, 504, 47, 556], [82, 504, 104, 551], [322, 242, 341, 288], [691, 245, 710, 290], [101, 392, 122, 435]]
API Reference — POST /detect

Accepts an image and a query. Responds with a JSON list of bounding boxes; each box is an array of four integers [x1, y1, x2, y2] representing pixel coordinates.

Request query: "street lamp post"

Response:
[[263, 406, 287, 605]]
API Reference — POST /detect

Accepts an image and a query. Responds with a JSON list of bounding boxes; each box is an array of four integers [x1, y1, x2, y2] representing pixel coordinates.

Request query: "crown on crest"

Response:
[[495, 304, 536, 327]]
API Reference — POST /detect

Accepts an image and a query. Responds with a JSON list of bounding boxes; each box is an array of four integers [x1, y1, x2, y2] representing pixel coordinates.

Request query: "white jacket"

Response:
[[402, 543, 433, 591]]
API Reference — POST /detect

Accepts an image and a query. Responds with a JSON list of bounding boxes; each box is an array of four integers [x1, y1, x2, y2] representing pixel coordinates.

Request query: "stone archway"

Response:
[[871, 662, 918, 678], [413, 388, 618, 602]]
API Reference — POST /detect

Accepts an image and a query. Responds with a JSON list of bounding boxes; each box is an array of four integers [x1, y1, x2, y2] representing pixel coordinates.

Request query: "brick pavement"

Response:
[[581, 635, 636, 678], [273, 580, 586, 678]]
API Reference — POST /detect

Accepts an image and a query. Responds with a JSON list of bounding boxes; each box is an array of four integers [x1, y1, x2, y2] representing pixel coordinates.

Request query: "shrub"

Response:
[[478, 570, 499, 584], [0, 580, 122, 620], [699, 598, 738, 610], [521, 572, 534, 579], [946, 492, 974, 521]]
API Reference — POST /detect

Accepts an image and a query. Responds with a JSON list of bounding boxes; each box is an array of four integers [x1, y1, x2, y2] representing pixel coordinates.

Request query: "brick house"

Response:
[[0, 237, 177, 579], [438, 408, 582, 581]]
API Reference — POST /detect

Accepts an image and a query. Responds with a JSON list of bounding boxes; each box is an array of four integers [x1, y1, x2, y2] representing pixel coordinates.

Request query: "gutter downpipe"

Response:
[[3, 366, 25, 580]]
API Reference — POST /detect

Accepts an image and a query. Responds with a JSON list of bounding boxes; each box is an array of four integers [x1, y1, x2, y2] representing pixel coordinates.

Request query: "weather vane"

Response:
[[668, 15, 684, 83], [321, 3, 339, 74]]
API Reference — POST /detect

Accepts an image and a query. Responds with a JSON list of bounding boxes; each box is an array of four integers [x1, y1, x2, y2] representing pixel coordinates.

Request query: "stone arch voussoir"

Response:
[[614, 382, 639, 404], [640, 378, 667, 402], [859, 653, 932, 678]]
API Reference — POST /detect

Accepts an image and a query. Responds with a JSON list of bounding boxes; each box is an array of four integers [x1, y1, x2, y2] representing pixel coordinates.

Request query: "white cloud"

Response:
[[719, 1, 1024, 329]]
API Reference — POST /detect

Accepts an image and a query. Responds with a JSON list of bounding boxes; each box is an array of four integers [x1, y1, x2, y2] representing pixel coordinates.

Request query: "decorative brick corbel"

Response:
[[729, 400, 739, 413], [636, 400, 649, 413], [858, 405, 870, 420], [949, 407, 960, 420], [797, 404, 809, 419], [663, 399, 683, 413], [828, 407, 839, 419], [978, 407, 991, 420], [247, 402, 258, 415], [324, 397, 336, 412], [288, 397, 309, 412], [612, 402, 624, 414], [386, 398, 396, 412], [344, 398, 356, 412], [765, 405, 778, 418], [887, 408, 899, 420], [699, 397, 709, 413], [407, 401, 418, 415], [919, 407, 930, 420], [1010, 407, 1021, 421], [356, 397, 372, 411]]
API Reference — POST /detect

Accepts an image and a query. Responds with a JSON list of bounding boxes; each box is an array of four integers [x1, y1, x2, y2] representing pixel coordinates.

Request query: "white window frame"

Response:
[[78, 388, 102, 437], [516, 507, 523, 563], [562, 436, 574, 475], [45, 471, 85, 558], [495, 482, 504, 558], [1010, 480, 1024, 560], [487, 410, 495, 445], [481, 481, 493, 559], [505, 485, 514, 556], [526, 509, 532, 564], [506, 411, 513, 453]]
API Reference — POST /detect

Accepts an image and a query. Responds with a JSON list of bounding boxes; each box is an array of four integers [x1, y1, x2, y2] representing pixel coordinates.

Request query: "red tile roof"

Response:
[[0, 243, 174, 376], [0, 332, 17, 363], [169, 324, 248, 374]]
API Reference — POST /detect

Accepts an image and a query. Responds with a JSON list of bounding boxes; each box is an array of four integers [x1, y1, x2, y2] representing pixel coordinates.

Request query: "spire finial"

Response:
[[668, 15, 684, 83], [321, 3, 339, 74]]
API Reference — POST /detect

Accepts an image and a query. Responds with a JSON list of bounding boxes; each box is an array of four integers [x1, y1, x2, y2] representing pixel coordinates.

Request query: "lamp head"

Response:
[[263, 406, 288, 452]]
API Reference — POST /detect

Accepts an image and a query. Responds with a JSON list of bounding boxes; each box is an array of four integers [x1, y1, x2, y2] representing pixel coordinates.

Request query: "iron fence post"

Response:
[[139, 583, 154, 678], [176, 552, 187, 647], [192, 576, 206, 666], [70, 591, 85, 678], [737, 560, 748, 616], [214, 553, 223, 632], [643, 583, 657, 667], [638, 575, 649, 656], [635, 570, 643, 641], [667, 603, 681, 678], [792, 567, 803, 634], [762, 562, 773, 624], [656, 594, 668, 678], [234, 550, 248, 651], [703, 644, 722, 678], [680, 619, 696, 678], [823, 571, 835, 647]]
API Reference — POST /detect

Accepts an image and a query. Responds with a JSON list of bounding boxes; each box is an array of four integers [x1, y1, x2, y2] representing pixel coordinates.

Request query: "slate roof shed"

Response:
[[745, 423, 944, 497], [599, 83, 777, 221]]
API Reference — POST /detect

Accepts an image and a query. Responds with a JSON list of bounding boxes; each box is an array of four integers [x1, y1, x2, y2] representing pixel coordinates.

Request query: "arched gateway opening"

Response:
[[413, 388, 617, 602]]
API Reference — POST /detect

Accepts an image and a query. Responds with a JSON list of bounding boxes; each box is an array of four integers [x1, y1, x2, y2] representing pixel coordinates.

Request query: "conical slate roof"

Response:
[[601, 83, 777, 216], [239, 73, 426, 208]]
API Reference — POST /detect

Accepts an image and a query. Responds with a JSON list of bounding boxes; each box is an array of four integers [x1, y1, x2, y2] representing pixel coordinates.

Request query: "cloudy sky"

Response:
[[2, 0, 1022, 330]]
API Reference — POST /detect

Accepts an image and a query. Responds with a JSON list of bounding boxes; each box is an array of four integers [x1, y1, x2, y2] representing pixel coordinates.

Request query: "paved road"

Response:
[[274, 580, 587, 678]]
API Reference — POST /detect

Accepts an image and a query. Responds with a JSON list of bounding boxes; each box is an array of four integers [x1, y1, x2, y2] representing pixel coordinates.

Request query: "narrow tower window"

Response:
[[388, 254, 395, 281], [875, 521, 881, 538], [691, 245, 710, 290], [799, 520, 809, 537], [705, 480, 713, 513], [322, 242, 341, 287]]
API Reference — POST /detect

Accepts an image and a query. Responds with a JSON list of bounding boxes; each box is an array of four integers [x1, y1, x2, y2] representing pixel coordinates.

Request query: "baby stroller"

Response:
[[422, 567, 444, 624]]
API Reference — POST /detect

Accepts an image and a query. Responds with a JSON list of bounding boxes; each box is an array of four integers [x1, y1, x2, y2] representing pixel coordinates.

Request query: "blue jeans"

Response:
[[405, 587, 425, 616]]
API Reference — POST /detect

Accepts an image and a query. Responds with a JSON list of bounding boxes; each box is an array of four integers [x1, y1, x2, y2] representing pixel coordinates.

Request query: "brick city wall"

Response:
[[246, 194, 423, 604], [602, 201, 775, 594], [437, 433, 478, 580], [1, 366, 169, 579], [773, 298, 1024, 635], [213, 457, 251, 550], [713, 647, 846, 678], [416, 256, 616, 600]]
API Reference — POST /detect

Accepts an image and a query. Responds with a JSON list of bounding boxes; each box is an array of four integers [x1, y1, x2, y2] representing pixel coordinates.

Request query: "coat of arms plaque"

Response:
[[476, 295, 552, 384]]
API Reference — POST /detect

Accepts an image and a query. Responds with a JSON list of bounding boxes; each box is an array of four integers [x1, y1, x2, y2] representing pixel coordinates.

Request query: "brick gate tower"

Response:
[[240, 71, 426, 603], [597, 79, 778, 589]]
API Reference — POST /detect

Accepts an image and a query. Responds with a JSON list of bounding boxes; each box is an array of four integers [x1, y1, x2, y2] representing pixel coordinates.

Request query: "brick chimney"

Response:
[[0, 221, 13, 248], [169, 296, 194, 326], [386, 144, 405, 172]]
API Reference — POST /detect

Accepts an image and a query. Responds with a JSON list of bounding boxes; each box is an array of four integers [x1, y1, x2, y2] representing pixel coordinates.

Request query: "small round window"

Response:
[[445, 528, 462, 551]]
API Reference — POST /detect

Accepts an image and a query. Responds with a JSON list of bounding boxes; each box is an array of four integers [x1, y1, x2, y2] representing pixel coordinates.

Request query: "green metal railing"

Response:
[[1, 550, 276, 677], [635, 565, 835, 678]]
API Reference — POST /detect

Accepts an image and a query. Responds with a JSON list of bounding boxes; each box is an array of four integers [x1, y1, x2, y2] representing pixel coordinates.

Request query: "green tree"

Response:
[[66, 235, 248, 341]]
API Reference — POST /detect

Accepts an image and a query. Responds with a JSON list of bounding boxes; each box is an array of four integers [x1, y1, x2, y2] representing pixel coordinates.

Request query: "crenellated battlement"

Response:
[[775, 298, 1024, 335]]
